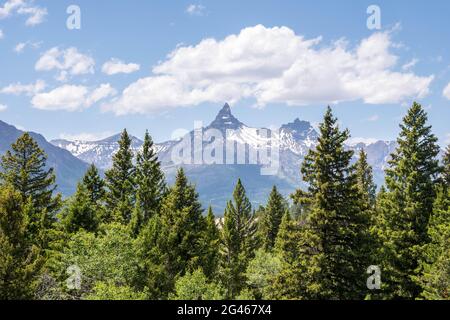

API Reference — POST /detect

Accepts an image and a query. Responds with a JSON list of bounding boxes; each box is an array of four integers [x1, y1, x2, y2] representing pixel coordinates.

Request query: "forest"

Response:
[[0, 102, 448, 300]]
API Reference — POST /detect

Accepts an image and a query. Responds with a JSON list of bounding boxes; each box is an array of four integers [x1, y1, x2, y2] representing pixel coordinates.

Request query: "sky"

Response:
[[0, 0, 449, 146]]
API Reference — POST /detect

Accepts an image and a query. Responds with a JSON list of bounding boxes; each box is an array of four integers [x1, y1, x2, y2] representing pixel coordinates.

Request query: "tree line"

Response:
[[0, 102, 448, 300]]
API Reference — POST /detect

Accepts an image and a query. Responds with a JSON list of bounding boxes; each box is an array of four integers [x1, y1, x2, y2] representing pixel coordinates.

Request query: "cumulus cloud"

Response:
[[0, 103, 7, 112], [402, 58, 419, 71], [104, 25, 434, 115], [31, 83, 116, 111], [186, 4, 206, 16], [0, 0, 47, 26], [1, 79, 46, 96], [35, 47, 95, 81], [443, 83, 450, 100], [101, 58, 140, 75]]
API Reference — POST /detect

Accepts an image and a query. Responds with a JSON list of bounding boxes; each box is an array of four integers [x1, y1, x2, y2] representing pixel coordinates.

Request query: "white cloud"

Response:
[[443, 83, 450, 100], [366, 114, 380, 122], [35, 47, 95, 81], [0, 29, 4, 39], [31, 83, 116, 111], [0, 103, 7, 112], [1, 79, 46, 96], [186, 4, 206, 16], [104, 25, 434, 115], [101, 58, 140, 75], [14, 40, 41, 53], [402, 58, 418, 71], [0, 0, 47, 26], [14, 42, 26, 53], [59, 131, 113, 142]]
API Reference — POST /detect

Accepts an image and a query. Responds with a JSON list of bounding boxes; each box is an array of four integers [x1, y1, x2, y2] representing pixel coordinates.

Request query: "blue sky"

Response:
[[0, 0, 449, 145]]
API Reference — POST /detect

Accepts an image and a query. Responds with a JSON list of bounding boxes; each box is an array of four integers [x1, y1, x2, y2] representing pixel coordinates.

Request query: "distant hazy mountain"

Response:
[[51, 103, 397, 213], [0, 120, 89, 196]]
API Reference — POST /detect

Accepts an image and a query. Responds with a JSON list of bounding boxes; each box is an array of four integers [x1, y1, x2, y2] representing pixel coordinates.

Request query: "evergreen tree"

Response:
[[61, 183, 99, 233], [297, 106, 372, 299], [159, 168, 207, 285], [219, 179, 258, 299], [134, 130, 166, 225], [105, 129, 135, 223], [377, 102, 441, 299], [82, 164, 106, 204], [418, 186, 450, 299], [356, 150, 377, 209], [443, 145, 450, 186], [203, 206, 220, 279], [0, 185, 44, 299], [0, 133, 61, 243], [270, 210, 309, 299], [259, 186, 286, 250]]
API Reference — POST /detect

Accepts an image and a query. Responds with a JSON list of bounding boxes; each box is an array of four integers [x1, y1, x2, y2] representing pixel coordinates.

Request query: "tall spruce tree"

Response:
[[376, 102, 441, 299], [259, 186, 286, 250], [202, 206, 220, 279], [219, 179, 258, 299], [418, 185, 450, 299], [270, 211, 309, 299], [105, 129, 135, 223], [356, 150, 377, 209], [298, 106, 372, 299], [159, 168, 207, 286], [0, 185, 44, 299], [83, 164, 106, 204], [61, 183, 99, 233], [134, 130, 166, 225], [0, 133, 60, 245]]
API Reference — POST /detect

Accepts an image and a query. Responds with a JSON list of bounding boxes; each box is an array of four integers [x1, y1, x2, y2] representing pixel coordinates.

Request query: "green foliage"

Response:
[[376, 102, 441, 299], [0, 185, 44, 299], [105, 129, 135, 223], [134, 130, 166, 226], [159, 168, 208, 281], [169, 269, 225, 300], [84, 281, 146, 300], [219, 179, 258, 299], [294, 106, 373, 299], [51, 223, 140, 299], [245, 248, 282, 299], [203, 206, 220, 279], [258, 186, 286, 250], [0, 133, 61, 246]]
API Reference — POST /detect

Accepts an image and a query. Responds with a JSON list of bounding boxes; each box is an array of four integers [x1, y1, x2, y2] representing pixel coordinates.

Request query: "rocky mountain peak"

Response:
[[208, 103, 244, 131]]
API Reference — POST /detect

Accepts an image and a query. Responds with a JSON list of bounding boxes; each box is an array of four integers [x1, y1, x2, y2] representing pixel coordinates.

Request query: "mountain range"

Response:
[[50, 103, 397, 212]]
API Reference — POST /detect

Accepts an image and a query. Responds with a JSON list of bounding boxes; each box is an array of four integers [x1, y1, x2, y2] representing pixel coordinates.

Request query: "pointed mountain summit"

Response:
[[280, 117, 318, 141], [208, 103, 244, 131]]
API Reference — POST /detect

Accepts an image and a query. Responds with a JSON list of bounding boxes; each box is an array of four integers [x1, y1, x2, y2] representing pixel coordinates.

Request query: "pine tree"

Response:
[[159, 168, 207, 285], [0, 133, 61, 245], [219, 179, 258, 299], [203, 206, 220, 279], [61, 183, 99, 233], [134, 130, 166, 226], [0, 185, 44, 299], [418, 185, 450, 299], [356, 150, 377, 209], [377, 102, 441, 299], [83, 164, 106, 204], [443, 145, 450, 186], [105, 129, 135, 223], [270, 211, 309, 299], [297, 106, 372, 299], [259, 186, 286, 250]]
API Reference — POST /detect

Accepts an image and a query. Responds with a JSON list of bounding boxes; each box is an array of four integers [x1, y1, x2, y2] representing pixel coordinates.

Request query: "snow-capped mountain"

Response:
[[51, 103, 396, 212]]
